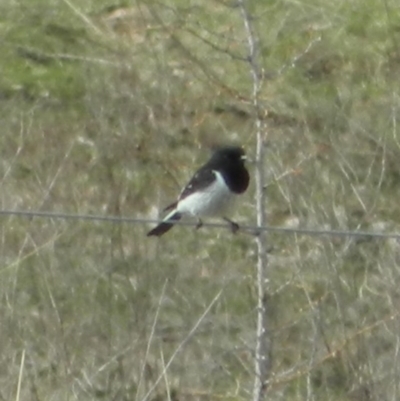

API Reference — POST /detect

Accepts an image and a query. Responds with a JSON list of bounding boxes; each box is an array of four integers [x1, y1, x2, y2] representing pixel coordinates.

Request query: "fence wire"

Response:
[[1, 209, 399, 240]]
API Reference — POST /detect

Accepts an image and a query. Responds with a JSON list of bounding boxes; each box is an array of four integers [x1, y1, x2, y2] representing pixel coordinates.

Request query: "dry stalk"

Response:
[[237, 1, 270, 400]]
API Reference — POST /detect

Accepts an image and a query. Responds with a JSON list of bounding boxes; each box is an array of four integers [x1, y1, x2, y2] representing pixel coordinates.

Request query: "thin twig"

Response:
[[15, 349, 26, 401], [266, 309, 400, 389], [185, 27, 247, 61], [135, 280, 169, 401], [277, 36, 321, 77], [16, 45, 121, 66], [141, 290, 222, 401], [61, 0, 102, 35]]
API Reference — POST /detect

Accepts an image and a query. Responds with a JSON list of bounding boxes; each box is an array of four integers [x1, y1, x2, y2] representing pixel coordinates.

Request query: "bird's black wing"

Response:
[[178, 166, 216, 201]]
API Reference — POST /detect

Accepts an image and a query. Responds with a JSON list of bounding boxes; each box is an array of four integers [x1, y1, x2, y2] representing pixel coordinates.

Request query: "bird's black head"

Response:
[[211, 146, 246, 164], [208, 146, 249, 194]]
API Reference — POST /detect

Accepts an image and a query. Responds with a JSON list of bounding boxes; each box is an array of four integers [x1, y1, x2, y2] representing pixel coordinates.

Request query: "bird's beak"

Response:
[[242, 154, 255, 164]]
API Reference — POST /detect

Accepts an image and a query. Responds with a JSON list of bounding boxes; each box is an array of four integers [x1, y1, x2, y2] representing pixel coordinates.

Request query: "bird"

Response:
[[147, 146, 250, 237]]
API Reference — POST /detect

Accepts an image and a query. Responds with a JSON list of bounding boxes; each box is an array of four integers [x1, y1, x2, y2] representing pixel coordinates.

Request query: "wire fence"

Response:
[[1, 209, 399, 240]]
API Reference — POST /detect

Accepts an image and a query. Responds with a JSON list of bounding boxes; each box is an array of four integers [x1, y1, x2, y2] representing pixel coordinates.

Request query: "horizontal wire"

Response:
[[0, 209, 399, 240]]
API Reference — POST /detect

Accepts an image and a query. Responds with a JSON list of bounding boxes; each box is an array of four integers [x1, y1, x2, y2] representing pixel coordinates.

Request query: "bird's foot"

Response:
[[195, 219, 203, 230], [223, 217, 240, 234]]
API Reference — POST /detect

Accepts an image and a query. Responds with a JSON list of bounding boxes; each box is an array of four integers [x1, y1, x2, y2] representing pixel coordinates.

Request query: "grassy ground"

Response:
[[1, 0, 400, 400]]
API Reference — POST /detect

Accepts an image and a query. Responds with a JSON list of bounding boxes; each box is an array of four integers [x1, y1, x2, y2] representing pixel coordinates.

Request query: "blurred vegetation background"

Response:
[[1, 0, 400, 400]]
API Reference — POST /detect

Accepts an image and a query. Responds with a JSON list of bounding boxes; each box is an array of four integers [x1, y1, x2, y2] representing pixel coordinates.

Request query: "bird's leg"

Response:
[[223, 217, 240, 234], [195, 218, 203, 230]]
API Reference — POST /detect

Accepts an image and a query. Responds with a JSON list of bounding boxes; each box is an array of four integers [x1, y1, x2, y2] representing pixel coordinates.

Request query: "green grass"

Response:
[[1, 0, 400, 400]]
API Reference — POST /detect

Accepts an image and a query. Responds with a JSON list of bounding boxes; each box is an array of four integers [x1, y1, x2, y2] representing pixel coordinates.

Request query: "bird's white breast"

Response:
[[176, 171, 234, 217]]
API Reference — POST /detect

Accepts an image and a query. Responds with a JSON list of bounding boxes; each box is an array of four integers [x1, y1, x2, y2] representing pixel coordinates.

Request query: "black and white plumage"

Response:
[[147, 146, 250, 237]]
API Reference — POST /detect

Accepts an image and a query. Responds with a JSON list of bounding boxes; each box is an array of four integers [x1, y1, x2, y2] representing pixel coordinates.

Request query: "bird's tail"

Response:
[[147, 211, 182, 237]]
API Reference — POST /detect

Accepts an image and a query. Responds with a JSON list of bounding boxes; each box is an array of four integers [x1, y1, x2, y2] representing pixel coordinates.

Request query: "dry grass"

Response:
[[1, 0, 400, 400]]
